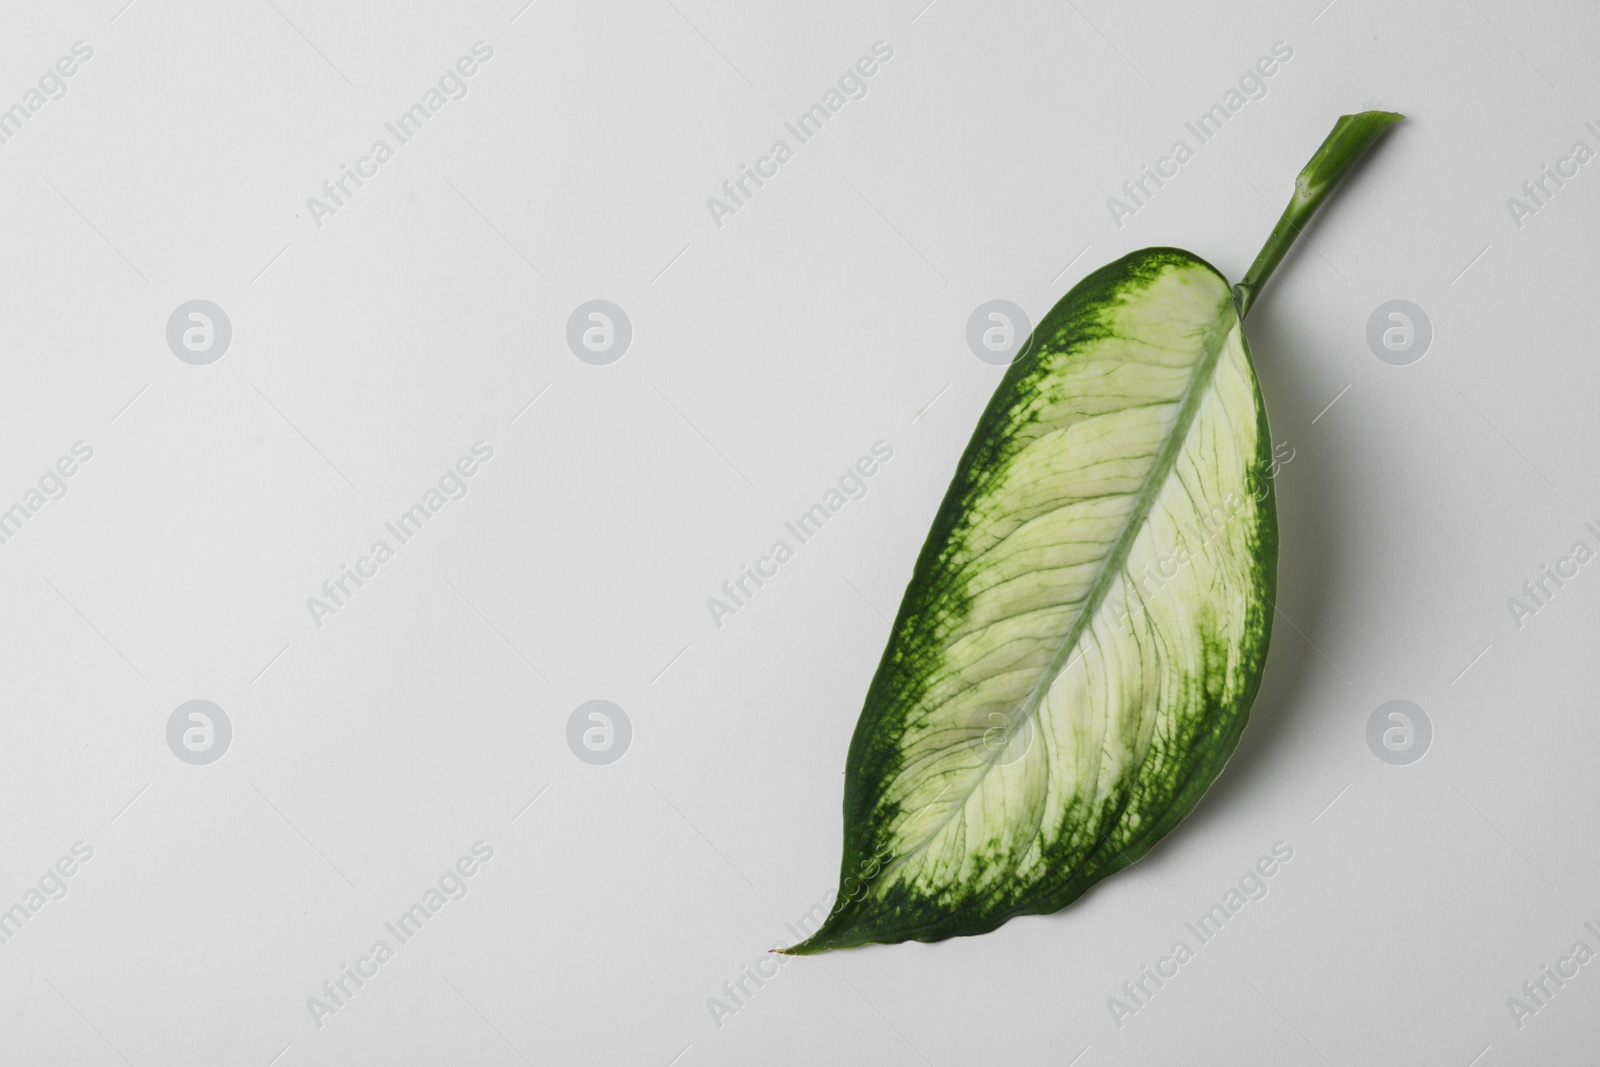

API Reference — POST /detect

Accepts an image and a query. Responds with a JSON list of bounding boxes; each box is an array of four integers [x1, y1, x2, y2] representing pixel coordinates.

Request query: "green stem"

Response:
[[1233, 110, 1405, 319]]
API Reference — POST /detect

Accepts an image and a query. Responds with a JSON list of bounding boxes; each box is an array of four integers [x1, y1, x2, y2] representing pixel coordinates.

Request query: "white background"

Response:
[[0, 0, 1594, 1064]]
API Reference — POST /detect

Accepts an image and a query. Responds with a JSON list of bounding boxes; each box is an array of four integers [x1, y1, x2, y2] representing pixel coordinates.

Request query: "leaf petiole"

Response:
[[1233, 110, 1405, 318]]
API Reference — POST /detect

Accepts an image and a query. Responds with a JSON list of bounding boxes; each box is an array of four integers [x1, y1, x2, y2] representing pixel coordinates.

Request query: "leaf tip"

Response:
[[771, 936, 830, 957]]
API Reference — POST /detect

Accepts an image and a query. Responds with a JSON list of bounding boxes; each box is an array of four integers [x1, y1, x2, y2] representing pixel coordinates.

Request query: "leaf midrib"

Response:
[[887, 285, 1241, 878]]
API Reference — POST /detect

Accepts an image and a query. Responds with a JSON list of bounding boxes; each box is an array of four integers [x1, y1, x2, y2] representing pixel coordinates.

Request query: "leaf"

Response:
[[786, 248, 1275, 953], [786, 112, 1402, 953]]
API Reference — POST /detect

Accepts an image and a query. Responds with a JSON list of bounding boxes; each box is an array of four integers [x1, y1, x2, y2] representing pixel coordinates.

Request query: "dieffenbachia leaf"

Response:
[[787, 111, 1402, 953]]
